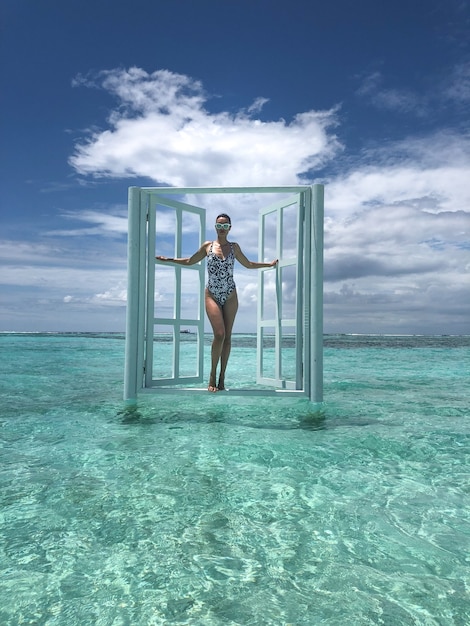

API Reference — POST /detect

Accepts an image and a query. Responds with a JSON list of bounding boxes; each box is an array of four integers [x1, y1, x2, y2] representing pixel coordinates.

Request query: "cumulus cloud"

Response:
[[70, 67, 342, 186], [322, 128, 470, 332], [64, 282, 128, 306], [325, 132, 470, 274]]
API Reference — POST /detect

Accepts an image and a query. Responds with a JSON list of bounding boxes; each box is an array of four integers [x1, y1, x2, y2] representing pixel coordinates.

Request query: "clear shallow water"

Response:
[[0, 333, 469, 625]]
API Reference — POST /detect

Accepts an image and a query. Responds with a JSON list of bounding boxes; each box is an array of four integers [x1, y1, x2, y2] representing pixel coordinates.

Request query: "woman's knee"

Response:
[[213, 328, 225, 342]]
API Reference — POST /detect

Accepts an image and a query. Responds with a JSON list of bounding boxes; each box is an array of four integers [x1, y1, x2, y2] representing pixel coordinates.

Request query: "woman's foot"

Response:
[[217, 376, 225, 391], [208, 375, 218, 392]]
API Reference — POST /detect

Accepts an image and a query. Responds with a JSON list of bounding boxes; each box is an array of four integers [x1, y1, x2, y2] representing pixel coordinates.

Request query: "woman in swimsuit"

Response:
[[156, 213, 278, 392]]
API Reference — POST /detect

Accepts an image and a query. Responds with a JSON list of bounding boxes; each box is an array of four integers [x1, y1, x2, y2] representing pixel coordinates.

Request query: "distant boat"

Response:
[[180, 329, 192, 334]]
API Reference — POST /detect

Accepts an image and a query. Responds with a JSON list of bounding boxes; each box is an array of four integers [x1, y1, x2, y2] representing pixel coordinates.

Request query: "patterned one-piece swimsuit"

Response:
[[206, 241, 236, 307]]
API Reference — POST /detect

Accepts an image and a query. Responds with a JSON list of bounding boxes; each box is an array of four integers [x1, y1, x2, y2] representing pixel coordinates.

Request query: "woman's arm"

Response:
[[233, 243, 278, 269], [156, 242, 211, 266]]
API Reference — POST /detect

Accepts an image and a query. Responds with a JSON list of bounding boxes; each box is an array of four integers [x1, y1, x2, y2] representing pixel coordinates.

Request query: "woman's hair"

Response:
[[216, 213, 231, 224]]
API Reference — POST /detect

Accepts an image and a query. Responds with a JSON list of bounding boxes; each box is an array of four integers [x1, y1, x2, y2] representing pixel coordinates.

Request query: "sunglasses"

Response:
[[215, 223, 231, 230]]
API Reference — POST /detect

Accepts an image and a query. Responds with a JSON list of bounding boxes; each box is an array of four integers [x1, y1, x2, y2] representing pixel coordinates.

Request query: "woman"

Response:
[[156, 213, 278, 392]]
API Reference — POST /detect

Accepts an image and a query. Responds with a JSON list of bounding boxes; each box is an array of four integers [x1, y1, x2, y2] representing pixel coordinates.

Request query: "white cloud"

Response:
[[356, 71, 424, 115], [70, 67, 342, 186], [357, 61, 470, 116], [327, 131, 470, 217], [0, 226, 129, 332], [321, 126, 470, 332], [247, 97, 270, 114], [51, 208, 128, 237], [0, 264, 126, 290], [443, 61, 470, 104]]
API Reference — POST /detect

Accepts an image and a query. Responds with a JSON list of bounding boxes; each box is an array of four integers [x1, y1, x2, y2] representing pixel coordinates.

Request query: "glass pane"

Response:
[[152, 329, 174, 379], [154, 266, 175, 320], [180, 268, 200, 320], [261, 211, 277, 261], [155, 206, 176, 258], [280, 202, 298, 259], [178, 326, 199, 377], [181, 212, 203, 258], [281, 265, 297, 320], [261, 326, 275, 379], [260, 271, 276, 322], [280, 330, 296, 381]]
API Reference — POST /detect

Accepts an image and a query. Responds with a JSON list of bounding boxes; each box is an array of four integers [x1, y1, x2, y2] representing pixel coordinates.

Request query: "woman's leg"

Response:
[[218, 291, 238, 390], [205, 289, 225, 391]]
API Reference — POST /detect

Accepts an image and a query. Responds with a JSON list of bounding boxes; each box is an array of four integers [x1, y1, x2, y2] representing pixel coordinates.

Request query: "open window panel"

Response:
[[146, 195, 206, 387], [257, 194, 304, 390]]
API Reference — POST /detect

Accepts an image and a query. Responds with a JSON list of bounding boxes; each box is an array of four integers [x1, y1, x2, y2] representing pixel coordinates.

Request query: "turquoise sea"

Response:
[[1, 333, 469, 626]]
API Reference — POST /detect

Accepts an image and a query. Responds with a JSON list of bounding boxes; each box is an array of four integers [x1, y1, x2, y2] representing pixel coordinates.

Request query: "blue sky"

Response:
[[1, 0, 469, 334]]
